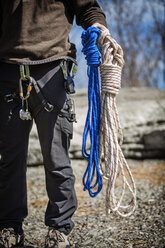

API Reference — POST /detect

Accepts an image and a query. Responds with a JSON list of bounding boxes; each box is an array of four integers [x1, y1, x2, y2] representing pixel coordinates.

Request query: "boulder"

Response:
[[117, 88, 165, 158]]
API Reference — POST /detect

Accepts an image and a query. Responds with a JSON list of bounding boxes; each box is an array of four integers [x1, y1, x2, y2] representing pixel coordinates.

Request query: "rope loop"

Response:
[[81, 26, 103, 197], [97, 28, 124, 97], [98, 28, 136, 217], [100, 64, 122, 96], [98, 28, 124, 67], [81, 27, 101, 66]]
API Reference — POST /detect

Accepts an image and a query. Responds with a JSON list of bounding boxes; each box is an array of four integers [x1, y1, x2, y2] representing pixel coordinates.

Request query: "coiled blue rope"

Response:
[[81, 27, 103, 197]]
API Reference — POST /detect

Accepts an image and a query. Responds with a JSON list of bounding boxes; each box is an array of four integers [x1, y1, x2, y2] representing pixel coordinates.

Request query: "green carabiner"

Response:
[[20, 65, 30, 81]]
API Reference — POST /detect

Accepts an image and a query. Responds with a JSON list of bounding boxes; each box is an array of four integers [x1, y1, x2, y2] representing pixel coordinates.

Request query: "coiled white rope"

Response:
[[98, 29, 136, 217]]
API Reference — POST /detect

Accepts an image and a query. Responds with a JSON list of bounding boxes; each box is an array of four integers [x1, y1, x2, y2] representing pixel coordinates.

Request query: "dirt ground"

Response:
[[24, 159, 165, 248]]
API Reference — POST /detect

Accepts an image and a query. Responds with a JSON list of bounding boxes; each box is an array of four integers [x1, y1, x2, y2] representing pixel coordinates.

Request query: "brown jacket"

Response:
[[0, 0, 107, 65]]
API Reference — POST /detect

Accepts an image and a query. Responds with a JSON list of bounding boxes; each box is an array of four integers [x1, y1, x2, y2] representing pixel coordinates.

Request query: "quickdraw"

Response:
[[60, 60, 77, 94], [19, 65, 33, 120]]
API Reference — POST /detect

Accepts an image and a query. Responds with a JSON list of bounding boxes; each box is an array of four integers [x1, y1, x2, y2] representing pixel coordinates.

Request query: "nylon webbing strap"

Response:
[[30, 77, 54, 112], [20, 65, 30, 80]]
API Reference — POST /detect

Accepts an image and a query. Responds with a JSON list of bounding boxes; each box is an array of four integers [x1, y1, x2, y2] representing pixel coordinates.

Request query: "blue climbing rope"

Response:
[[81, 27, 103, 197]]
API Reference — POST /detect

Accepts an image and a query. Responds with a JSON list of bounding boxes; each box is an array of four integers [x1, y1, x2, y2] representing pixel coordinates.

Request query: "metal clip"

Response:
[[60, 61, 68, 80], [60, 61, 76, 94], [4, 94, 14, 103], [64, 76, 75, 94], [71, 64, 77, 79], [19, 109, 32, 121], [44, 103, 54, 112], [19, 76, 33, 101]]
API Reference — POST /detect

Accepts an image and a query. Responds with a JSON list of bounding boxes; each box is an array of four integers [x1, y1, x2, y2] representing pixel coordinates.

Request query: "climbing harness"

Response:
[[18, 62, 77, 122], [82, 26, 136, 216], [19, 64, 54, 120], [81, 27, 103, 197]]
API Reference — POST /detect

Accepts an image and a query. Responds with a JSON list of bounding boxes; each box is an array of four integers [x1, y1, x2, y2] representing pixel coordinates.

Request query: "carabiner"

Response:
[[19, 76, 33, 100]]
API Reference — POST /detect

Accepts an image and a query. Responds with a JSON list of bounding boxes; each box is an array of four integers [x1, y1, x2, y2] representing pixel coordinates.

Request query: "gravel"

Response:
[[24, 159, 165, 248]]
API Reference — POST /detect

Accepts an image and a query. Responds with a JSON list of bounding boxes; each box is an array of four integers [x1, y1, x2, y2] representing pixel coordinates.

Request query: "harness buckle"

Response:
[[44, 103, 54, 112], [69, 113, 77, 123]]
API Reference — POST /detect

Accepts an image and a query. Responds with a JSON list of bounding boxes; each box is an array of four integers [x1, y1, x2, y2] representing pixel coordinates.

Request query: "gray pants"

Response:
[[0, 61, 77, 235]]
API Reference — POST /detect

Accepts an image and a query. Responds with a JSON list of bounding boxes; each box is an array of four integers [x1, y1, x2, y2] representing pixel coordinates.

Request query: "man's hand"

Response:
[[92, 22, 110, 44], [92, 22, 108, 32]]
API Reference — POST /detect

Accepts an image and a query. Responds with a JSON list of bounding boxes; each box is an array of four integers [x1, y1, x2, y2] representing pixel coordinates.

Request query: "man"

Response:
[[0, 1, 107, 247]]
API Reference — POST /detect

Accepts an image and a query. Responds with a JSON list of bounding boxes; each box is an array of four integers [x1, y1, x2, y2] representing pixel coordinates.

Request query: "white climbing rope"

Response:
[[98, 29, 136, 217]]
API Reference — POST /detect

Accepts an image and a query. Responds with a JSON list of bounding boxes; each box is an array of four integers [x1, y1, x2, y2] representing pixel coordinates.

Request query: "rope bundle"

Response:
[[81, 26, 136, 217], [98, 29, 136, 217], [81, 27, 103, 197]]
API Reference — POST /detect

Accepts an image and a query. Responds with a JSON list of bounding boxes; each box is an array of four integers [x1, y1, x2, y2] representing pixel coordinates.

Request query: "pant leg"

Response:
[[0, 62, 32, 229], [29, 61, 77, 235]]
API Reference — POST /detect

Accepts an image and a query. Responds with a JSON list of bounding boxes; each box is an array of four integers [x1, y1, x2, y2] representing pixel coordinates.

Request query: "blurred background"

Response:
[[70, 0, 165, 89]]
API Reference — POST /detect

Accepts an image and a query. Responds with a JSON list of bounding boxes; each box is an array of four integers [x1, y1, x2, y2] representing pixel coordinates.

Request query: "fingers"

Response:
[[92, 23, 110, 44], [92, 22, 108, 32]]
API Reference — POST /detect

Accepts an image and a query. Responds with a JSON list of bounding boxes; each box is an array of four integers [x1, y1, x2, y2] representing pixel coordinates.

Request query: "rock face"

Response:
[[117, 88, 165, 158], [27, 87, 165, 165]]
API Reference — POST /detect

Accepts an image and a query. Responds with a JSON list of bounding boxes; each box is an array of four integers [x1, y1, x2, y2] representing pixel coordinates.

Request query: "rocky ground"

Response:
[[23, 159, 165, 248]]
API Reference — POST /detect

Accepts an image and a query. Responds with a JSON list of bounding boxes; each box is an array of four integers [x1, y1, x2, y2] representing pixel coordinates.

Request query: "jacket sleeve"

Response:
[[68, 0, 107, 29]]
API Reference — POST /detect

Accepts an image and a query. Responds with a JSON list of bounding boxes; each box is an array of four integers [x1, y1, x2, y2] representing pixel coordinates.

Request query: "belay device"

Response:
[[81, 26, 136, 217]]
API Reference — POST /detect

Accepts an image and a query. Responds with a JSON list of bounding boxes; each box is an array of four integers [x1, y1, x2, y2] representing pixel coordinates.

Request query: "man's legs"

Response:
[[36, 107, 77, 235], [0, 63, 33, 232], [29, 61, 77, 236]]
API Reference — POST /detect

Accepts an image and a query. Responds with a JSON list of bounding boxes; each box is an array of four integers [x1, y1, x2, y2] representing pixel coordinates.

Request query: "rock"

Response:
[[143, 129, 165, 149], [117, 88, 165, 158], [27, 87, 165, 165], [27, 124, 42, 165]]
